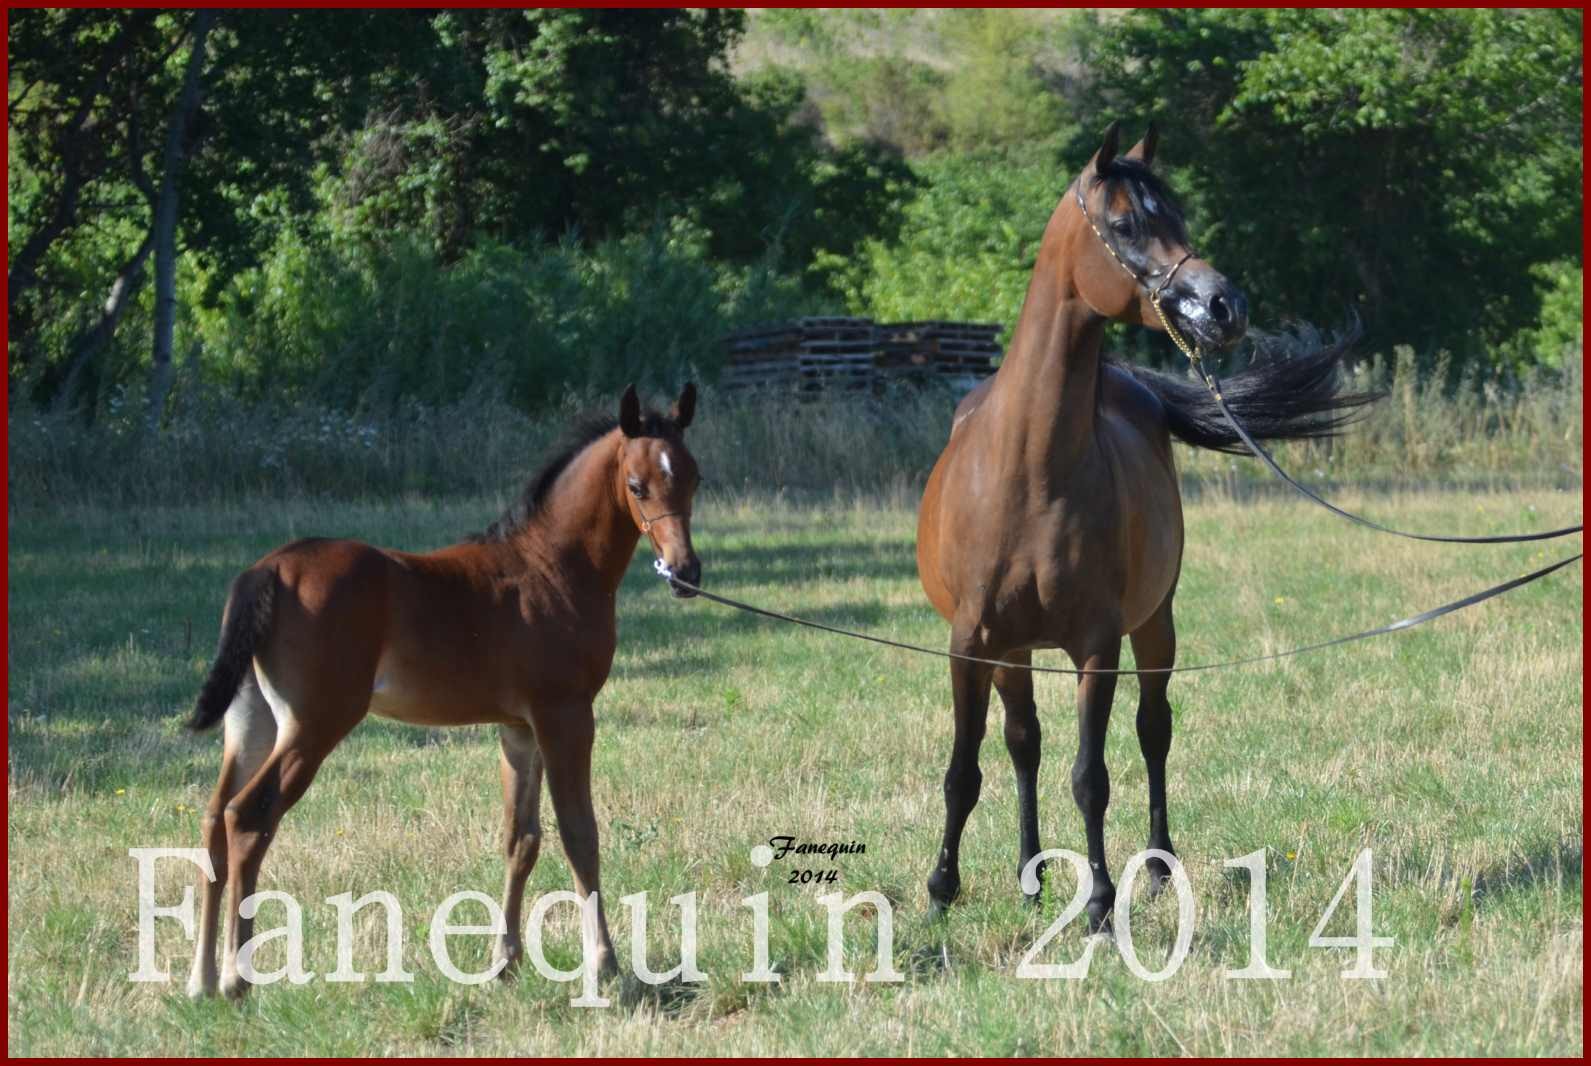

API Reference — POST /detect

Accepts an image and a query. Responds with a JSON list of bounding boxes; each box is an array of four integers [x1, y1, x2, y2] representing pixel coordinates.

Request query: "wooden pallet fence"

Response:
[[721, 317, 1001, 396]]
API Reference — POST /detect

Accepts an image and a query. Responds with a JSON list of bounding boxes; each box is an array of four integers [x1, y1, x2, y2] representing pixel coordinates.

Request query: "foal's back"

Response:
[[247, 533, 611, 730]]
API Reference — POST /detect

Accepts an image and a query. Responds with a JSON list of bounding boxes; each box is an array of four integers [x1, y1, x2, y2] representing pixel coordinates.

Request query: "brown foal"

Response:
[[917, 123, 1365, 930], [185, 383, 703, 999]]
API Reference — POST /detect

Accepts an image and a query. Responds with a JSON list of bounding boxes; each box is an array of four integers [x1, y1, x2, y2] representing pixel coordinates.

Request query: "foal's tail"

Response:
[[187, 567, 277, 733], [1122, 324, 1381, 455]]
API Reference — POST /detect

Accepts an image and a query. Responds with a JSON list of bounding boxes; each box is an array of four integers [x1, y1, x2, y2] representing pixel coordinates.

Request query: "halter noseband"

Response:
[[1073, 178, 1202, 363], [635, 501, 688, 537]]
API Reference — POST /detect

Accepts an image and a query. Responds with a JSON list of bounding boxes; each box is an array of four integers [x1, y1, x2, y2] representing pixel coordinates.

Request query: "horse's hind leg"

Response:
[[1071, 637, 1121, 933], [219, 679, 359, 999], [927, 640, 994, 913], [493, 722, 544, 975], [1130, 597, 1177, 895], [188, 673, 276, 999], [994, 653, 1043, 904]]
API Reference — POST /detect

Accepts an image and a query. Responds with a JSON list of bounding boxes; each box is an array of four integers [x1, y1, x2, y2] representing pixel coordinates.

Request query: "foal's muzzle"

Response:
[[668, 557, 702, 598]]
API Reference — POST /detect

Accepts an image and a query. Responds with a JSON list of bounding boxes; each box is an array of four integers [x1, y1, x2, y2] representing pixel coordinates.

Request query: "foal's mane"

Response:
[[468, 407, 676, 543], [1088, 157, 1190, 247]]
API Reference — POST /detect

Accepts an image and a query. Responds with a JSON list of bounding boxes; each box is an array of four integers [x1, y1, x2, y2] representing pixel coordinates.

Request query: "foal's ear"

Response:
[[671, 382, 697, 430], [1127, 121, 1158, 167], [619, 384, 643, 438], [1091, 120, 1121, 173]]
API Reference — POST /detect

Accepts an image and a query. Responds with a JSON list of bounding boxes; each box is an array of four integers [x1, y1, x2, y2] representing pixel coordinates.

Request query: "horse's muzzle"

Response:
[[1169, 276, 1248, 350], [668, 558, 702, 598]]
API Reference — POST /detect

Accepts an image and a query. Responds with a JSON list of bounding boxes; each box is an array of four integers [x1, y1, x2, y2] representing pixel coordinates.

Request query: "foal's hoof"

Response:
[[493, 947, 522, 981], [220, 976, 250, 1002], [186, 974, 217, 1001]]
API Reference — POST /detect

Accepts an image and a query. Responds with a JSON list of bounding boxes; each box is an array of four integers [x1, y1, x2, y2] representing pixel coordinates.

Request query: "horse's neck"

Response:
[[523, 435, 640, 595], [987, 242, 1106, 466]]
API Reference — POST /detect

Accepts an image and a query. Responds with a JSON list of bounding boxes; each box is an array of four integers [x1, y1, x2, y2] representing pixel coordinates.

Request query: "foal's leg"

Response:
[[994, 653, 1043, 904], [927, 642, 994, 913], [1130, 597, 1177, 895], [188, 674, 276, 999], [537, 703, 617, 977], [1071, 638, 1121, 933], [219, 679, 360, 1000], [493, 722, 545, 975]]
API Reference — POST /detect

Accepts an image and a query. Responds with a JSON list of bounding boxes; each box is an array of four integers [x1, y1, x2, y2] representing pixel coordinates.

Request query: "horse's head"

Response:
[[1069, 121, 1248, 351], [617, 382, 703, 597]]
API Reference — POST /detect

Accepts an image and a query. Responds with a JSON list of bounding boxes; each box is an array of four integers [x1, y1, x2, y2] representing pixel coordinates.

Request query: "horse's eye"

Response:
[[627, 479, 646, 498], [1110, 218, 1135, 237]]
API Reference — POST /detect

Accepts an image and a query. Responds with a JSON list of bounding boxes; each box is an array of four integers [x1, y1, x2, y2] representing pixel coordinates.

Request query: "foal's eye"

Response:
[[627, 479, 648, 499], [1110, 217, 1135, 238]]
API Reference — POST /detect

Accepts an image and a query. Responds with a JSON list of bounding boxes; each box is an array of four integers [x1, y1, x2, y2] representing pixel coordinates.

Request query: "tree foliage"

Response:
[[1074, 8, 1583, 363], [8, 9, 905, 414]]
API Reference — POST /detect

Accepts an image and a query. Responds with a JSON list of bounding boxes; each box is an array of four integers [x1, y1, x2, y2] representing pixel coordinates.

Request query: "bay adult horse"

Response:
[[184, 383, 703, 999], [916, 123, 1371, 930]]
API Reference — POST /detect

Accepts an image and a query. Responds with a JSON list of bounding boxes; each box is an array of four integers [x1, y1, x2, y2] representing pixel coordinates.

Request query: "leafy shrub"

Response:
[[186, 221, 813, 414]]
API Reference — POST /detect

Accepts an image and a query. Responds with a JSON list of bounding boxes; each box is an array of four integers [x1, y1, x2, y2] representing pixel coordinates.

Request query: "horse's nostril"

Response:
[[1209, 294, 1230, 324]]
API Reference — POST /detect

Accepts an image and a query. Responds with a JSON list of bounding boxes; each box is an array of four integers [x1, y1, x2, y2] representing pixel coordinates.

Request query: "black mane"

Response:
[[468, 407, 676, 543], [1089, 157, 1190, 247]]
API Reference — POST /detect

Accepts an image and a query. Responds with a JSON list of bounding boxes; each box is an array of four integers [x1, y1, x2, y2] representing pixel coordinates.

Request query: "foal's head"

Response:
[[616, 383, 703, 597], [1068, 121, 1248, 351]]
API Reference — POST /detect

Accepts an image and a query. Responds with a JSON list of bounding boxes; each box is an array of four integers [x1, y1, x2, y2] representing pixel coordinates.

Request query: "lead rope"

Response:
[[654, 552, 1579, 677]]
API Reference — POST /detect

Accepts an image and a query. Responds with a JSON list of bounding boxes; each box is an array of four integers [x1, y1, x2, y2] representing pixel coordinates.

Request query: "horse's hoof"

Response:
[[1085, 900, 1115, 937], [1020, 891, 1043, 910], [1084, 929, 1116, 949], [186, 974, 216, 1000], [493, 943, 523, 980], [1144, 856, 1174, 899], [220, 977, 249, 1002]]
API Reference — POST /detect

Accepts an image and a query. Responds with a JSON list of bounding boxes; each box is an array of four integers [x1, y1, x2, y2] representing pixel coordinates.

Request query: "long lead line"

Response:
[[655, 552, 1581, 678]]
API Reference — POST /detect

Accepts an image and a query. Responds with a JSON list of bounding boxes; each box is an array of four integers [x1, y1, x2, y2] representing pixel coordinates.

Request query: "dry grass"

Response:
[[7, 483, 1583, 1055]]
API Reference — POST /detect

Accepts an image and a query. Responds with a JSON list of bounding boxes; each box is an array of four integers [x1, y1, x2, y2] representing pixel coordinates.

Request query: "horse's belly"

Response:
[[1117, 485, 1182, 631], [365, 661, 521, 727]]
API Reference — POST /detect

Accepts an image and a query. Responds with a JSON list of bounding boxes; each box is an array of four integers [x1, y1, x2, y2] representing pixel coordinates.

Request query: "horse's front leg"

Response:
[[927, 637, 994, 914], [1071, 637, 1121, 933], [537, 702, 618, 978], [1130, 597, 1177, 894], [993, 653, 1043, 904]]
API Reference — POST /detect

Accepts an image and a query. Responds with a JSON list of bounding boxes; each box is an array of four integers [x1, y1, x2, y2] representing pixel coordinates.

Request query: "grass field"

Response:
[[7, 481, 1583, 1056]]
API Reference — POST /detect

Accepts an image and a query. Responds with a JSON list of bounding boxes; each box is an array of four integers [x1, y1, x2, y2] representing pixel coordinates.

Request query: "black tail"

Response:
[[187, 567, 276, 732], [1122, 324, 1381, 455]]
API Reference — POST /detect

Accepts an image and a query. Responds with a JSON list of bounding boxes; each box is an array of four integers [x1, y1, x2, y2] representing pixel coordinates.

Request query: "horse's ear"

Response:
[[1091, 120, 1121, 173], [1127, 121, 1158, 167], [619, 384, 642, 438], [671, 381, 696, 430]]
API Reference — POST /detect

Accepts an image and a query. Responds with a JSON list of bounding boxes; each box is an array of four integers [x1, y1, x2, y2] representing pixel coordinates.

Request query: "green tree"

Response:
[[331, 10, 909, 279], [819, 144, 1068, 334], [1077, 8, 1582, 364], [7, 9, 425, 410]]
